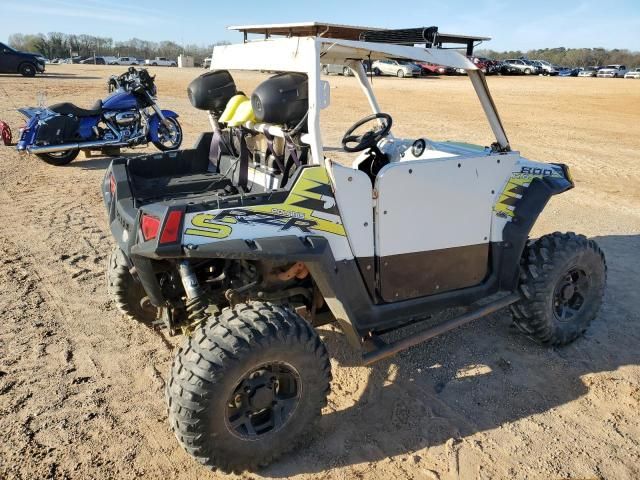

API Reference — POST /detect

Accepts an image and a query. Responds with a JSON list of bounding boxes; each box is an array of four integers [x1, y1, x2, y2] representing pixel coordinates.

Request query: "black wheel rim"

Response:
[[225, 362, 301, 440], [553, 267, 590, 322]]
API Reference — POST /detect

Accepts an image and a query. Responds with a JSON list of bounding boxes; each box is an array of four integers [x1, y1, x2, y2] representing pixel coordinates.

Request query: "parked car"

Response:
[[80, 56, 107, 65], [471, 56, 497, 74], [624, 67, 640, 79], [372, 59, 421, 77], [531, 60, 559, 75], [558, 67, 580, 77], [502, 59, 538, 75], [597, 65, 628, 78], [145, 57, 177, 67], [578, 66, 600, 77], [321, 63, 354, 76], [203, 57, 212, 69], [0, 42, 46, 76], [416, 62, 455, 75], [110, 57, 140, 66]]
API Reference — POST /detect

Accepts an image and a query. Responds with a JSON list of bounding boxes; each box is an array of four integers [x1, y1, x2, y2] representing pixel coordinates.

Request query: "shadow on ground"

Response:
[[262, 234, 640, 477]]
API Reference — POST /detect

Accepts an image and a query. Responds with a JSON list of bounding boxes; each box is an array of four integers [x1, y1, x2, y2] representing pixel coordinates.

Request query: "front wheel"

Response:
[[152, 117, 182, 151], [342, 66, 352, 76], [397, 69, 405, 78], [19, 63, 37, 77], [167, 301, 331, 472], [373, 67, 381, 76], [511, 232, 606, 346], [36, 149, 79, 166], [524, 68, 532, 75]]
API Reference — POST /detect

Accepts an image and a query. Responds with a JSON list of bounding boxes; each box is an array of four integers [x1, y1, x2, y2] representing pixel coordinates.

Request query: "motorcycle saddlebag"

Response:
[[35, 114, 80, 145], [188, 70, 237, 114], [251, 73, 308, 127]]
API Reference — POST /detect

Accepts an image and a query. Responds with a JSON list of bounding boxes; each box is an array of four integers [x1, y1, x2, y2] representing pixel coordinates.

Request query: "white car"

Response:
[[372, 59, 420, 77], [624, 67, 640, 79], [578, 66, 600, 77], [503, 59, 538, 75], [597, 64, 628, 78], [145, 57, 177, 67], [532, 60, 559, 75], [110, 57, 140, 66]]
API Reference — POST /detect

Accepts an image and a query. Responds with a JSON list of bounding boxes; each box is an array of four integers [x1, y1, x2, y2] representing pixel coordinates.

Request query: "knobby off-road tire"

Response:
[[511, 232, 606, 346], [167, 301, 331, 472], [106, 246, 157, 323]]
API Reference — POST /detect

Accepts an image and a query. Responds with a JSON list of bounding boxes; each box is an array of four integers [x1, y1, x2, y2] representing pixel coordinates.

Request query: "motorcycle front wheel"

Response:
[[152, 117, 182, 151], [36, 149, 80, 166]]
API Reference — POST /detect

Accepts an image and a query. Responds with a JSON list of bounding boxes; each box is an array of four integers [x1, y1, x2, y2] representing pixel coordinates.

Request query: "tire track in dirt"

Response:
[[0, 162, 203, 479]]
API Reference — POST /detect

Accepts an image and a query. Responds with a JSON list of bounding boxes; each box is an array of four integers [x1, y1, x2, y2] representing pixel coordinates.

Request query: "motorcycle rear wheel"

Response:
[[36, 149, 80, 166]]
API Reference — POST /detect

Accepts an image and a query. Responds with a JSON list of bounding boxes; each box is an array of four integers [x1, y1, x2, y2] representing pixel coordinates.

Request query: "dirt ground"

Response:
[[0, 64, 639, 480]]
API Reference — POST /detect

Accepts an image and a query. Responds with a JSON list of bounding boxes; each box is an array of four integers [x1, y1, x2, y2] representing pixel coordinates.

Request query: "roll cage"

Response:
[[210, 23, 510, 164]]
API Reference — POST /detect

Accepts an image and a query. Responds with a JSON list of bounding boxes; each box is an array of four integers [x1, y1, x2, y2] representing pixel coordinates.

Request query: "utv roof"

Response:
[[229, 22, 491, 55]]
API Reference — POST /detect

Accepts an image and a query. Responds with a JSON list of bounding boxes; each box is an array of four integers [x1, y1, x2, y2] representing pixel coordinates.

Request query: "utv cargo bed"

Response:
[[122, 133, 232, 205]]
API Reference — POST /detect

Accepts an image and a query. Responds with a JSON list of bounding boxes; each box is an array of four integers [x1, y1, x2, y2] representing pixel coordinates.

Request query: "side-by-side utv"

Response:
[[102, 23, 606, 472]]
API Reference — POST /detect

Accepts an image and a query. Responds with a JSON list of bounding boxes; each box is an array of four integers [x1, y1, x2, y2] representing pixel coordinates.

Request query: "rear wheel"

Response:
[[511, 232, 606, 346], [167, 301, 331, 472], [342, 66, 352, 76], [36, 149, 79, 166], [373, 67, 381, 76], [19, 63, 37, 77], [524, 68, 532, 75], [106, 246, 157, 323]]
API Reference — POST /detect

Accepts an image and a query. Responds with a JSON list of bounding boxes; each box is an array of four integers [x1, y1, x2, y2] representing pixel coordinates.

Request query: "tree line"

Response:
[[7, 32, 229, 62], [476, 47, 640, 68], [8, 33, 639, 68]]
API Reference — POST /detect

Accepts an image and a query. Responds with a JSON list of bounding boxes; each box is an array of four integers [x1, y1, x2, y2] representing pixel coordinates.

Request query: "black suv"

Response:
[[0, 42, 46, 77]]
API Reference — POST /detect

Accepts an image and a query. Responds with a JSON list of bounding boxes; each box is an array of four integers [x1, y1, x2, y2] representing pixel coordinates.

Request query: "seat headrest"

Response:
[[220, 94, 256, 127]]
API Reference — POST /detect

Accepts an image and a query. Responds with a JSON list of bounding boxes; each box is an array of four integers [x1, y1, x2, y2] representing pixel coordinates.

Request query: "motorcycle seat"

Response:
[[50, 100, 102, 117]]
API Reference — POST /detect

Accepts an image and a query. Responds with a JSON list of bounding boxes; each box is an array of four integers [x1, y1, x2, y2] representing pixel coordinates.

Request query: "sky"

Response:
[[1, 0, 639, 51]]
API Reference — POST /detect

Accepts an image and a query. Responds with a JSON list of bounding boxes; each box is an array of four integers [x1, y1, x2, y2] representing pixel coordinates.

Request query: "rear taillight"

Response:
[[140, 211, 183, 244], [109, 174, 116, 196], [141, 214, 160, 241], [159, 210, 183, 244]]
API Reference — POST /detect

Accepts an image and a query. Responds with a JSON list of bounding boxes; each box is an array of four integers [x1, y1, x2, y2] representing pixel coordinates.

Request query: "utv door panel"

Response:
[[379, 243, 488, 301], [374, 155, 515, 301]]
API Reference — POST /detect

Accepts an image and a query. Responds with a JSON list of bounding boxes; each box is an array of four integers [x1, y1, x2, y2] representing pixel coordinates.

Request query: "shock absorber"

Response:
[[177, 261, 208, 326]]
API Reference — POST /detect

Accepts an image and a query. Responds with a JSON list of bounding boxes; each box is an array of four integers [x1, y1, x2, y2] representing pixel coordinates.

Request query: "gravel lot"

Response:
[[0, 64, 639, 479]]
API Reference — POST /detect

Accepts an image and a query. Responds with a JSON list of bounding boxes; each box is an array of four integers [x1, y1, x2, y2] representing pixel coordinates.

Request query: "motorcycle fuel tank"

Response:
[[102, 90, 138, 111]]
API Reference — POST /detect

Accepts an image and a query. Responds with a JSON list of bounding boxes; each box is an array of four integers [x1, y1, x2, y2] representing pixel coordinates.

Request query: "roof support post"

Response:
[[349, 60, 382, 115], [468, 69, 510, 151], [308, 39, 325, 165]]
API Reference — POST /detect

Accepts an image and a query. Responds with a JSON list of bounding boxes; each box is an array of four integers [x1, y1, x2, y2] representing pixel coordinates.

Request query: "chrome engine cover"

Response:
[[114, 111, 140, 126]]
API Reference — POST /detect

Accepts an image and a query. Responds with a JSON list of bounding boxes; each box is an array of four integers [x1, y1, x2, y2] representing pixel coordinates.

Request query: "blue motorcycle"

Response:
[[16, 68, 182, 165]]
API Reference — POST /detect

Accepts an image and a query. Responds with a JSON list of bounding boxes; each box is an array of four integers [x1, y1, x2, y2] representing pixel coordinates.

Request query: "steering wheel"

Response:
[[341, 113, 393, 153]]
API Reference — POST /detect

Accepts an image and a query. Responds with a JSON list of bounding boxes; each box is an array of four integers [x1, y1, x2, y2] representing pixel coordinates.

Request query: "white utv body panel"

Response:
[[374, 151, 519, 258]]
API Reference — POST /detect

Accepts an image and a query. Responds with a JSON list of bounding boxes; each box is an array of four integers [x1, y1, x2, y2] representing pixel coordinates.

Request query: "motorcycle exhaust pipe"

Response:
[[26, 138, 126, 154]]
